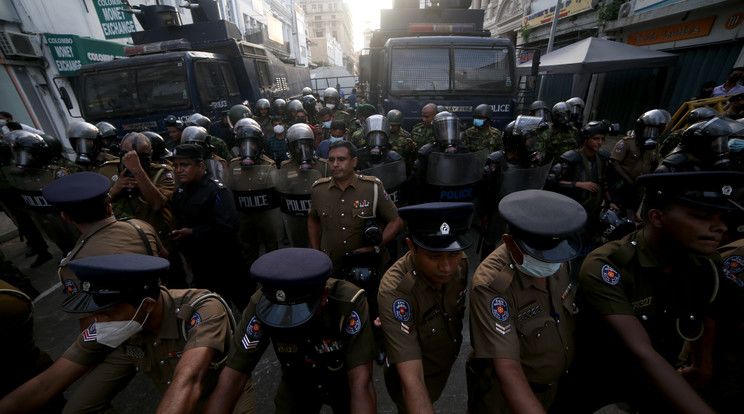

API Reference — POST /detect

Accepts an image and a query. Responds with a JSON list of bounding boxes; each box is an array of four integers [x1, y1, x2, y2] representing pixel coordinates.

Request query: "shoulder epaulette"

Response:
[[312, 177, 332, 187], [359, 175, 381, 183], [396, 271, 416, 294]]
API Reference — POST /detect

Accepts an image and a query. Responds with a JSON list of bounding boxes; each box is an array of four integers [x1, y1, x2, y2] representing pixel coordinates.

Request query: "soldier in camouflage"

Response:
[[323, 87, 352, 131], [462, 104, 503, 153], [658, 106, 718, 158], [253, 99, 274, 137], [349, 104, 378, 148], [386, 109, 417, 175], [411, 103, 438, 148], [536, 102, 579, 166]]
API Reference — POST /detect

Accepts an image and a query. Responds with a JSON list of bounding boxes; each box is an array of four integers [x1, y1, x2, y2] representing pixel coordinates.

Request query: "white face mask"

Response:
[[326, 103, 336, 110], [322, 120, 332, 129], [515, 254, 561, 279], [95, 299, 150, 348], [273, 125, 285, 134]]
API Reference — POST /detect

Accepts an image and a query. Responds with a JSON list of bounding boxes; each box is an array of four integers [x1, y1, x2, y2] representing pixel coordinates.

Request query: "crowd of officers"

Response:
[[1, 85, 744, 414]]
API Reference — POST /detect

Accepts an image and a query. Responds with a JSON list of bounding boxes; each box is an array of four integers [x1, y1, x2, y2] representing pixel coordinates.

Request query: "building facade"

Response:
[[298, 0, 355, 73]]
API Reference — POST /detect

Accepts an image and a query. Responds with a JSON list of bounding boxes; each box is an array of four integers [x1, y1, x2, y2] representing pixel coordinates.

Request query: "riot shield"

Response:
[[361, 160, 407, 206], [224, 164, 279, 213], [2, 166, 80, 253], [272, 168, 322, 247], [426, 150, 488, 202], [499, 162, 552, 198]]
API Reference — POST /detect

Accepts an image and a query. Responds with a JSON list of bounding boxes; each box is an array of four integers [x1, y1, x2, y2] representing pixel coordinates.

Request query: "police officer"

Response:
[[281, 123, 330, 175], [253, 98, 273, 137], [323, 87, 352, 130], [43, 172, 164, 331], [377, 202, 472, 413], [565, 97, 585, 127], [301, 94, 320, 126], [180, 125, 228, 180], [611, 110, 664, 212], [356, 115, 403, 170], [528, 100, 551, 123], [349, 104, 378, 147], [467, 190, 586, 413], [204, 248, 376, 414], [0, 254, 254, 414], [462, 104, 503, 152], [656, 117, 744, 172], [658, 106, 718, 158], [226, 104, 253, 153], [548, 120, 615, 243], [411, 103, 437, 148], [164, 114, 185, 152], [286, 99, 304, 126], [67, 121, 117, 172], [223, 120, 282, 271], [575, 171, 744, 413], [308, 140, 403, 276], [144, 131, 173, 163], [95, 121, 119, 154], [272, 98, 290, 125], [169, 144, 249, 309], [536, 102, 580, 165], [186, 113, 231, 161]]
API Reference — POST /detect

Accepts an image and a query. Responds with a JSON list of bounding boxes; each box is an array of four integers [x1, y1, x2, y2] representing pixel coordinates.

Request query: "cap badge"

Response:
[[276, 290, 286, 303], [440, 222, 450, 235], [82, 281, 90, 292], [722, 185, 733, 196]]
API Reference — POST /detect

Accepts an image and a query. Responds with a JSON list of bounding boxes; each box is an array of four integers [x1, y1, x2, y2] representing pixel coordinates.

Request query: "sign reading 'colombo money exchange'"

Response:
[[44, 34, 126, 75], [93, 0, 137, 39]]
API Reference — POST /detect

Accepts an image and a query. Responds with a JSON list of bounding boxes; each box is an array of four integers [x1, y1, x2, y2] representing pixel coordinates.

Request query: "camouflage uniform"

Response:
[[253, 114, 273, 138], [350, 128, 365, 148], [536, 126, 579, 166], [658, 129, 683, 159], [462, 126, 503, 153], [411, 122, 435, 148], [332, 109, 352, 131], [389, 128, 417, 174], [58, 157, 84, 174], [209, 135, 232, 161]]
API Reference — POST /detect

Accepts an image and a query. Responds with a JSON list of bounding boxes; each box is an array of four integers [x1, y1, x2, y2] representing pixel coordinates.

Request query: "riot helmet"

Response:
[[600, 209, 635, 242], [286, 123, 315, 170], [386, 109, 404, 126], [302, 87, 313, 96], [364, 115, 391, 161], [228, 105, 253, 129], [472, 104, 493, 128], [12, 131, 51, 168], [255, 98, 271, 116], [323, 88, 341, 108], [513, 115, 546, 163], [40, 134, 64, 161], [287, 100, 303, 116], [234, 117, 262, 135], [580, 120, 613, 146], [551, 102, 572, 127], [528, 101, 550, 122], [680, 117, 744, 170], [634, 109, 668, 149], [186, 113, 212, 133], [566, 97, 585, 126], [67, 121, 102, 165], [164, 114, 185, 130], [272, 99, 287, 115], [143, 131, 171, 161], [235, 122, 264, 166], [432, 111, 461, 153], [180, 126, 211, 154], [96, 122, 119, 152], [687, 106, 719, 125], [301, 95, 318, 115]]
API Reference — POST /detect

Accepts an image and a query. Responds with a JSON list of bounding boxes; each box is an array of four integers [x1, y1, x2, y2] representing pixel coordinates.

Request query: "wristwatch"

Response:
[[373, 246, 381, 254]]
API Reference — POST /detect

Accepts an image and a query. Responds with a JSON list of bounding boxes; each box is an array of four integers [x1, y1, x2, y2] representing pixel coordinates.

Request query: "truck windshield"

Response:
[[81, 60, 189, 119], [390, 46, 512, 94]]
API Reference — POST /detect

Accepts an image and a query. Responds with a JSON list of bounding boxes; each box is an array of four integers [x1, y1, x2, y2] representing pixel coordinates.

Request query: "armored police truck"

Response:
[[77, 2, 310, 139], [359, 0, 516, 131]]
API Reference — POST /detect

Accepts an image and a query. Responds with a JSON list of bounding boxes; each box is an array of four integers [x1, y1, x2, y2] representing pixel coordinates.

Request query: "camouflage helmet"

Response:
[[255, 98, 271, 112], [386, 109, 404, 126], [228, 104, 253, 128]]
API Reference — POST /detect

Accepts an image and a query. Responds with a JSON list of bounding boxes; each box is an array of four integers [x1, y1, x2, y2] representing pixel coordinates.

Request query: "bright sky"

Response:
[[347, 0, 393, 52]]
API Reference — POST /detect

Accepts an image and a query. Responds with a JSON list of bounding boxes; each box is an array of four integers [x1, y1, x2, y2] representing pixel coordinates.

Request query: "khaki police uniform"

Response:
[[309, 173, 398, 274], [62, 287, 254, 413], [226, 279, 374, 413], [610, 136, 656, 181], [279, 157, 330, 177], [58, 216, 162, 301], [467, 245, 577, 413], [97, 160, 176, 235], [377, 251, 468, 408]]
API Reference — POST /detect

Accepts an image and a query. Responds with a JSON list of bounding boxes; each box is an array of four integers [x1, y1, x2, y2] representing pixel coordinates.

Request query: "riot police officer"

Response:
[[186, 113, 231, 161], [323, 87, 352, 130], [223, 119, 282, 270], [462, 104, 503, 153], [566, 97, 585, 127], [164, 114, 185, 152], [253, 98, 273, 137], [67, 121, 116, 172], [180, 125, 227, 180], [301, 94, 320, 126], [656, 117, 744, 172], [286, 99, 304, 126], [658, 106, 719, 158], [272, 98, 290, 125], [349, 104, 378, 147], [356, 115, 407, 207], [95, 121, 119, 154], [302, 86, 313, 96], [414, 112, 487, 203], [528, 100, 551, 123], [536, 102, 580, 166], [144, 131, 173, 163], [386, 109, 416, 173]]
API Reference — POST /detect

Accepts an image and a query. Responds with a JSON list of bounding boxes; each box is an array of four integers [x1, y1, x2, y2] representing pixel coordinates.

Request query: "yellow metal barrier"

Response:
[[665, 95, 735, 134]]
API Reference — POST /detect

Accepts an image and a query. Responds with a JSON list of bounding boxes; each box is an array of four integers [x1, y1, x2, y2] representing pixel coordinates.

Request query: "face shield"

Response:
[[366, 132, 388, 159], [531, 108, 549, 122], [239, 138, 261, 166], [70, 138, 96, 164], [14, 149, 36, 167], [291, 139, 315, 169], [433, 115, 460, 152]]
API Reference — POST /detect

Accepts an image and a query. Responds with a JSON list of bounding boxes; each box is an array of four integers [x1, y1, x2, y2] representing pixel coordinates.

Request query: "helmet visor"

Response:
[[433, 117, 460, 144], [640, 126, 662, 141], [71, 138, 95, 155], [14, 150, 35, 167], [366, 132, 387, 148], [239, 139, 261, 158], [292, 140, 314, 161]]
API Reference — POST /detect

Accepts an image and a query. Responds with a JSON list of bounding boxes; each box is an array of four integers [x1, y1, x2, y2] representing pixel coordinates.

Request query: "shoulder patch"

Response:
[[723, 255, 744, 288], [82, 323, 97, 342], [164, 171, 175, 183], [63, 279, 78, 296], [392, 298, 411, 322], [601, 264, 621, 285], [55, 169, 67, 178], [345, 311, 362, 335], [245, 316, 263, 340], [616, 141, 625, 149], [186, 312, 201, 331], [491, 297, 510, 322]]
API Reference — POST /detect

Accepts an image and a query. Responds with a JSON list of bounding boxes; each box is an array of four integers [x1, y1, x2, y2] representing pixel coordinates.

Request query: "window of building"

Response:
[[332, 31, 337, 39], [315, 16, 321, 20], [316, 31, 323, 37]]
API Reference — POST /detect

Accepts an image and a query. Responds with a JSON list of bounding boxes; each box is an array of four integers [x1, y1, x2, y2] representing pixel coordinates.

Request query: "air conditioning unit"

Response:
[[617, 0, 636, 19], [0, 31, 44, 58]]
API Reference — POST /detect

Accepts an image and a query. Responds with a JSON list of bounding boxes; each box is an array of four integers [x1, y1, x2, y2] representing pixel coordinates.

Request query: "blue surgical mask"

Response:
[[323, 121, 332, 129], [515, 254, 561, 278], [330, 136, 343, 143], [473, 119, 485, 127]]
